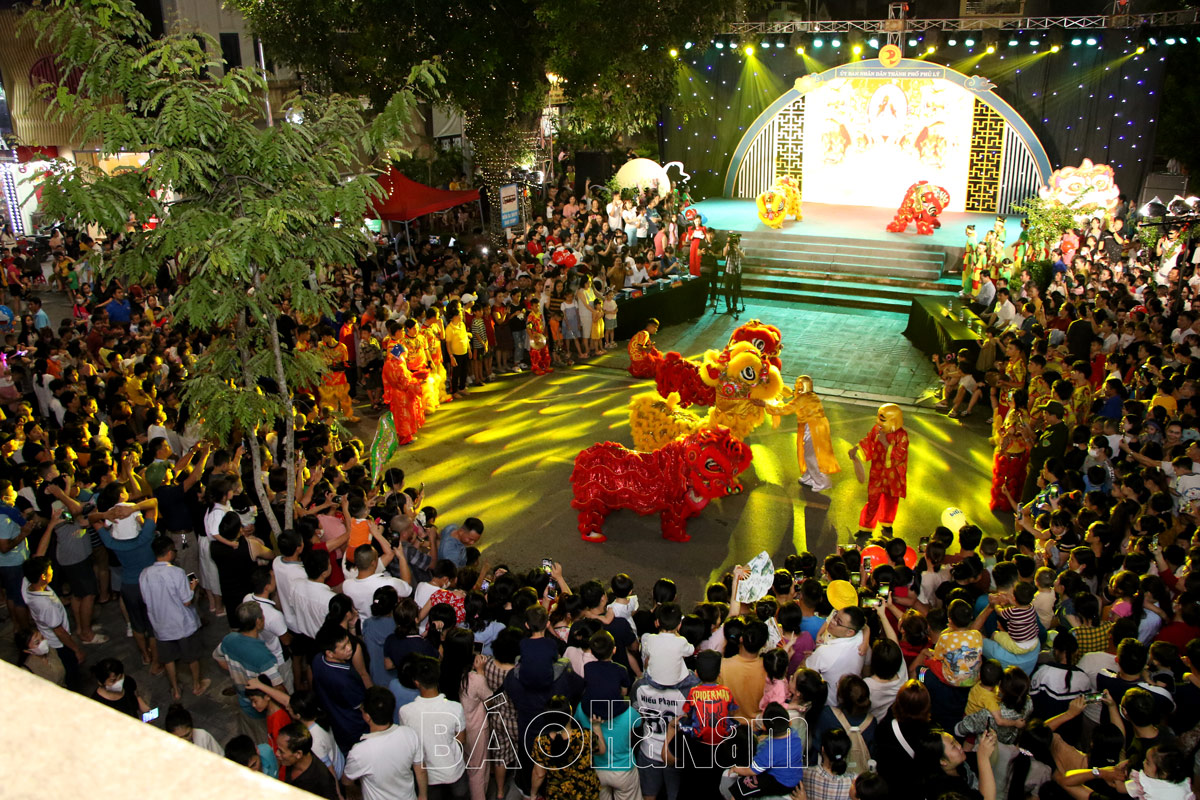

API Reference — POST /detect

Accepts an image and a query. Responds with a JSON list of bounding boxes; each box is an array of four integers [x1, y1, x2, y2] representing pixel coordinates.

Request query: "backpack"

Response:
[[830, 707, 875, 776]]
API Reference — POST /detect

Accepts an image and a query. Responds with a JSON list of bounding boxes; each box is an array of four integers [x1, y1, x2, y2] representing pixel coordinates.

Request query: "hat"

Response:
[[826, 580, 859, 610], [1042, 401, 1065, 419], [461, 293, 477, 305]]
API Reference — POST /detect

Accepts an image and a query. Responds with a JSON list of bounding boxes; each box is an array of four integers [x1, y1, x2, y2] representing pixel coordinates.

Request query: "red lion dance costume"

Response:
[[652, 320, 783, 408], [852, 403, 909, 536], [570, 427, 752, 543], [382, 344, 425, 445], [886, 181, 950, 235]]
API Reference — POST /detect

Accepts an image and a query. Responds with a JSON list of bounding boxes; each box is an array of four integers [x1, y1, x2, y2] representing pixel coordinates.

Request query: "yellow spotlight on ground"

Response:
[[745, 44, 755, 57]]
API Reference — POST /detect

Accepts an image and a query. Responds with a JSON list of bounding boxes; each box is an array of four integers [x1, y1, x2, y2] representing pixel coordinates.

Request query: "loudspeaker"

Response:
[[574, 151, 613, 198]]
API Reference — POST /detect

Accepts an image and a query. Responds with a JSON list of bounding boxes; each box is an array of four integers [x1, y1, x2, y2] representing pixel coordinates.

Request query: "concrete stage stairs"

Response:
[[737, 230, 960, 313]]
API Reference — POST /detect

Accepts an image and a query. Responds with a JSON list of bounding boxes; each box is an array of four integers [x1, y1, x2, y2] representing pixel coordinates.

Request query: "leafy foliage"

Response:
[[25, 0, 440, 532], [1011, 195, 1080, 251], [233, 0, 757, 155]]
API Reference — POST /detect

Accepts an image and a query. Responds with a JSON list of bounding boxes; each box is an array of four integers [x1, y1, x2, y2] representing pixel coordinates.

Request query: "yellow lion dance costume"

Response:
[[629, 341, 785, 452], [755, 177, 803, 229]]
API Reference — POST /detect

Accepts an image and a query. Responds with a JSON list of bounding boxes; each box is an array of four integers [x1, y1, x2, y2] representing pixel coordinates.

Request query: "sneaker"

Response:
[[81, 633, 110, 645], [512, 366, 524, 373]]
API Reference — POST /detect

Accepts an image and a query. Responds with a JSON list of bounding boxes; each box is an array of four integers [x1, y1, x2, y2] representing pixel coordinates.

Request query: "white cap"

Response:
[[461, 293, 477, 304]]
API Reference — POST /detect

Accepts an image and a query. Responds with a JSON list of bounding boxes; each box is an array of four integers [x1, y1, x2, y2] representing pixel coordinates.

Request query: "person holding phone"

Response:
[[139, 535, 212, 700]]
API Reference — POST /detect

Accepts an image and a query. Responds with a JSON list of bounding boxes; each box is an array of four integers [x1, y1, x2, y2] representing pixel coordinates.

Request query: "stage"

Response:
[[693, 198, 1025, 267]]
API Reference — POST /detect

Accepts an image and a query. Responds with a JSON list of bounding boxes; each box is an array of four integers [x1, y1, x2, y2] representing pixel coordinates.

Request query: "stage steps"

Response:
[[737, 229, 958, 313]]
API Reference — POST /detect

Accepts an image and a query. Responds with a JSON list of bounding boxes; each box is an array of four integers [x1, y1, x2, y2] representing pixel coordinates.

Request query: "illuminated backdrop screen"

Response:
[[801, 76, 975, 212]]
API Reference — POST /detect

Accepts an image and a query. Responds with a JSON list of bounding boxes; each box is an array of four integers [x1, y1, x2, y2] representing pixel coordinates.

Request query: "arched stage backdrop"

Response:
[[723, 59, 1051, 215], [660, 44, 1165, 207]]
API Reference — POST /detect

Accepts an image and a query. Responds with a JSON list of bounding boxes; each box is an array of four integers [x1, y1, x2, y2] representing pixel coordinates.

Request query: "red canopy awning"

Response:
[[370, 169, 479, 222]]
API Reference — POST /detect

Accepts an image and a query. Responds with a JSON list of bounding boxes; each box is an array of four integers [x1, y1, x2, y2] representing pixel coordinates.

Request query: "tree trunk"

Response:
[[234, 309, 283, 540], [262, 277, 298, 531], [464, 114, 538, 245]]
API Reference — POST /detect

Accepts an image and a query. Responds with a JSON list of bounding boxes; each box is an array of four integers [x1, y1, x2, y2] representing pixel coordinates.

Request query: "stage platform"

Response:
[[692, 199, 1023, 313]]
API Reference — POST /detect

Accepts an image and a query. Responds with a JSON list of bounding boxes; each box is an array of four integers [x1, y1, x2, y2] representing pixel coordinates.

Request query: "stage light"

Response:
[[714, 39, 724, 49], [907, 37, 917, 47], [1136, 45, 1145, 54], [775, 36, 787, 48], [1085, 36, 1098, 46], [1050, 44, 1061, 52], [1149, 36, 1158, 46], [986, 44, 996, 53], [1165, 36, 1177, 45], [924, 30, 940, 52], [684, 41, 693, 50], [745, 44, 756, 56], [852, 44, 863, 54], [868, 37, 880, 48], [1029, 38, 1040, 46], [641, 44, 649, 50], [1181, 36, 1190, 44], [813, 37, 824, 48], [669, 48, 678, 58], [831, 38, 841, 48], [759, 38, 770, 49], [948, 37, 957, 46], [1047, 29, 1064, 52], [1070, 37, 1082, 46], [796, 46, 805, 54], [982, 30, 998, 54], [1008, 37, 1019, 47], [964, 37, 976, 47]]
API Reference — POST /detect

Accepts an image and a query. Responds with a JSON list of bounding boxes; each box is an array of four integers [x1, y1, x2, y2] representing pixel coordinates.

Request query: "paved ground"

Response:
[[654, 297, 943, 401], [0, 292, 1001, 749]]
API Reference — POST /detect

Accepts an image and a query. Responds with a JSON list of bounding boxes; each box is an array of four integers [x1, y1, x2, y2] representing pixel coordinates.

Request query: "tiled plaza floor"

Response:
[[652, 297, 942, 403]]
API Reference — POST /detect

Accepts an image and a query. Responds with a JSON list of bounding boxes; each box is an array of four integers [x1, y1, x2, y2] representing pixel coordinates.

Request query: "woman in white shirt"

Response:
[[607, 196, 623, 232], [200, 474, 237, 616]]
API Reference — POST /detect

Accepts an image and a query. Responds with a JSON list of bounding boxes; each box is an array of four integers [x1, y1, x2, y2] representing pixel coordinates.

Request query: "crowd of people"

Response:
[[3, 178, 1200, 800]]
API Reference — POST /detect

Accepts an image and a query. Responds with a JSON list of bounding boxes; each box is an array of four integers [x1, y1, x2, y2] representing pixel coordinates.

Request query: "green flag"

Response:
[[369, 412, 399, 484]]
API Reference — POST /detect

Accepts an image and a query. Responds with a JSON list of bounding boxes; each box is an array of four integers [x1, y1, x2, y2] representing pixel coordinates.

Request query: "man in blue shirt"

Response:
[[28, 296, 50, 332], [0, 479, 32, 632], [437, 517, 484, 567], [95, 490, 158, 669], [576, 702, 642, 798], [312, 625, 368, 754], [103, 287, 132, 325]]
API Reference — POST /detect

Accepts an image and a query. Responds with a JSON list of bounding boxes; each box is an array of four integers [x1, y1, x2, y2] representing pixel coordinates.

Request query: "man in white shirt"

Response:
[[22, 555, 85, 686], [805, 606, 867, 705], [292, 550, 336, 639], [399, 656, 467, 794], [341, 545, 412, 619], [973, 270, 997, 312], [271, 530, 307, 632], [244, 566, 293, 691], [990, 288, 1018, 330], [345, 687, 427, 800]]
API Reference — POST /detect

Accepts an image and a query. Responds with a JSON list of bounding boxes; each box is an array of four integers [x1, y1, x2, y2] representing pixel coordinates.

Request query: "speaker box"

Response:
[[575, 151, 613, 198]]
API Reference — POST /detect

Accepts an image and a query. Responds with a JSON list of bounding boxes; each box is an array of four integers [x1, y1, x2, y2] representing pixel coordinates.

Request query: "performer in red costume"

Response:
[[527, 298, 553, 376], [850, 403, 909, 538], [382, 343, 425, 445], [627, 318, 662, 380], [685, 208, 709, 277]]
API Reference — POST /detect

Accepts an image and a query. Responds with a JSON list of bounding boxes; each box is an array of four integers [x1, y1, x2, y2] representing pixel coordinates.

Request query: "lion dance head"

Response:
[[681, 427, 753, 510], [728, 320, 783, 370], [700, 341, 784, 401]]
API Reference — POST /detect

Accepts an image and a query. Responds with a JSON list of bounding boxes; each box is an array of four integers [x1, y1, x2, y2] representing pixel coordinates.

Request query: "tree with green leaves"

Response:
[[25, 0, 440, 536], [232, 0, 748, 238]]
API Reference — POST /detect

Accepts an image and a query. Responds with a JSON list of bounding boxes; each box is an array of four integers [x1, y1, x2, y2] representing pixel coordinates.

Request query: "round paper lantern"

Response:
[[613, 158, 672, 197], [941, 507, 968, 532]]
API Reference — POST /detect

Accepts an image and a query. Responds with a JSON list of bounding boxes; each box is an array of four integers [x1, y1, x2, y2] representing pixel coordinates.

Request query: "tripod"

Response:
[[724, 266, 745, 319]]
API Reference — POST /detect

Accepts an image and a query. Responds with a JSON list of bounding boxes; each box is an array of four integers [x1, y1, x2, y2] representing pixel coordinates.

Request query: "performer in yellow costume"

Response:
[[316, 326, 359, 422], [769, 376, 839, 492], [403, 319, 441, 413], [421, 308, 452, 403]]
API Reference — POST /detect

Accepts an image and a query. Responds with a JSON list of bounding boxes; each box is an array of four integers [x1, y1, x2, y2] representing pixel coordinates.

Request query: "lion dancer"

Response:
[[991, 388, 1031, 512], [420, 307, 452, 403], [627, 318, 662, 379], [316, 326, 359, 422], [850, 403, 908, 538], [382, 343, 425, 446], [402, 319, 440, 414], [528, 297, 553, 376]]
